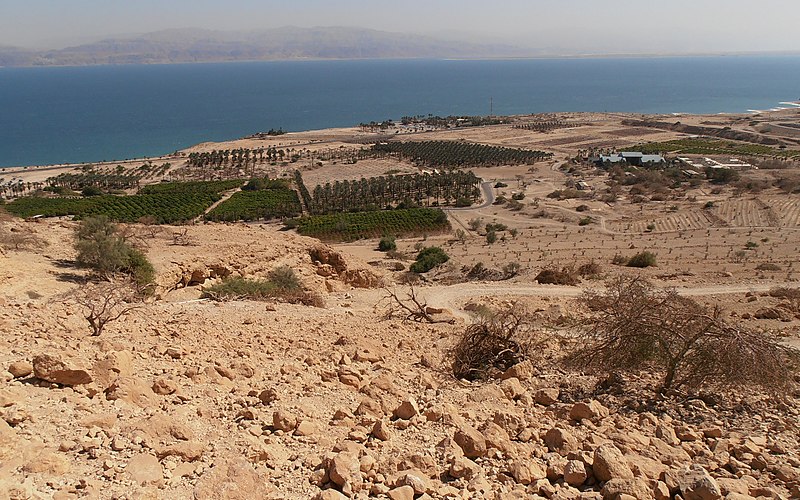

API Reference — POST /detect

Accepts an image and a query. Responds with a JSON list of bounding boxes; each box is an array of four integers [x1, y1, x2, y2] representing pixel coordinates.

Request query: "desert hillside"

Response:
[[2, 110, 800, 499]]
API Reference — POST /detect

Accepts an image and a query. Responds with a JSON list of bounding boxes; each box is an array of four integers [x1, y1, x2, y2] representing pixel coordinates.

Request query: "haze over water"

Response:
[[1, 56, 799, 168]]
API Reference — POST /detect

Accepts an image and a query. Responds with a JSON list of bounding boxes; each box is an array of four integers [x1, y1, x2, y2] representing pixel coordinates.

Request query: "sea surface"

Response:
[[1, 56, 799, 167]]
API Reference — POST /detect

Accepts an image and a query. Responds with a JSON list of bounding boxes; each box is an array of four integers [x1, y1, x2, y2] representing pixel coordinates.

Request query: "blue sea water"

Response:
[[1, 56, 799, 167]]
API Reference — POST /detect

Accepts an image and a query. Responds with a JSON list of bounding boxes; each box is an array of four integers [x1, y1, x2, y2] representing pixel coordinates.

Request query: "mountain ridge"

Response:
[[0, 26, 536, 67]]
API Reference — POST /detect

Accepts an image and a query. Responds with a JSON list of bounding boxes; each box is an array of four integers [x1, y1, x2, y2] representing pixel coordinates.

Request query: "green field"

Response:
[[205, 189, 302, 222], [373, 141, 552, 168], [5, 193, 219, 224], [635, 138, 800, 159], [138, 179, 244, 195], [289, 208, 450, 242]]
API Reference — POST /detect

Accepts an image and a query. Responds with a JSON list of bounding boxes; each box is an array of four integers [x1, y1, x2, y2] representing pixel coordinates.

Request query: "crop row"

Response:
[[139, 179, 244, 195], [308, 171, 481, 214], [373, 141, 552, 168], [288, 208, 450, 242], [205, 189, 302, 222], [5, 193, 219, 224], [636, 139, 800, 159]]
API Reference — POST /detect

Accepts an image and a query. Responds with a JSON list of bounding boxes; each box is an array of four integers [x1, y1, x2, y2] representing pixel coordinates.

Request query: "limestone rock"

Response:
[[393, 397, 420, 420], [675, 465, 723, 500], [33, 354, 92, 386], [534, 388, 560, 406], [544, 427, 579, 454], [449, 457, 482, 480], [570, 400, 609, 421], [372, 419, 394, 441], [328, 452, 361, 492], [454, 425, 487, 458], [387, 485, 415, 500], [509, 460, 546, 485], [272, 410, 298, 432], [593, 443, 634, 482], [8, 360, 33, 378], [393, 468, 430, 494], [157, 441, 205, 462], [126, 453, 163, 486], [194, 457, 274, 499], [295, 420, 316, 436], [601, 478, 652, 500], [563, 459, 588, 486]]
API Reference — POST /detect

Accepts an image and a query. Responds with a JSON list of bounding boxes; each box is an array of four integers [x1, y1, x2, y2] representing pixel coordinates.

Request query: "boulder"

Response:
[[593, 443, 634, 482], [454, 425, 487, 458], [328, 452, 361, 493], [194, 457, 274, 499], [32, 354, 92, 386], [675, 465, 722, 500], [387, 485, 415, 500], [272, 410, 298, 432], [152, 377, 178, 395], [371, 419, 394, 441], [570, 400, 609, 421], [509, 460, 546, 485], [544, 427, 579, 454], [393, 398, 420, 420], [8, 360, 33, 379], [125, 453, 163, 486], [534, 388, 560, 406], [104, 377, 157, 407], [501, 360, 533, 381], [563, 460, 588, 486], [601, 478, 652, 500], [92, 350, 133, 389]]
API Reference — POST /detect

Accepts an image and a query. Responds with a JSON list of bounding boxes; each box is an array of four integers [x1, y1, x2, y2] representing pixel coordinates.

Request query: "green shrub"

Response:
[[579, 217, 593, 226], [74, 215, 155, 289], [486, 230, 498, 244], [410, 246, 449, 273], [378, 236, 397, 252], [627, 251, 657, 268], [202, 267, 321, 306]]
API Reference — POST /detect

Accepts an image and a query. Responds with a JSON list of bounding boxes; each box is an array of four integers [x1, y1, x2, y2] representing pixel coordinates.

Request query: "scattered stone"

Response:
[[194, 457, 273, 499], [272, 410, 298, 432], [387, 485, 414, 500], [544, 427, 579, 454], [601, 478, 652, 500], [126, 453, 163, 486], [32, 354, 92, 386], [393, 398, 420, 420], [509, 460, 546, 485], [8, 360, 33, 378], [563, 459, 588, 486], [675, 465, 722, 500], [593, 443, 634, 482], [501, 360, 533, 381], [371, 419, 394, 441], [295, 420, 316, 436], [454, 425, 487, 458], [534, 388, 560, 406], [328, 452, 361, 493], [152, 377, 178, 395], [570, 400, 609, 421], [258, 388, 279, 404]]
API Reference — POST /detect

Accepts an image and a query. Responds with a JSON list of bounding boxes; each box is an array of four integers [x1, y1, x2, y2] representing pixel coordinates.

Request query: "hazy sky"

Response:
[[3, 0, 800, 54]]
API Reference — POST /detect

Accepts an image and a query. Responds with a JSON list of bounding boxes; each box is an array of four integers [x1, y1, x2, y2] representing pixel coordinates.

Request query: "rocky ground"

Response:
[[1, 220, 799, 500]]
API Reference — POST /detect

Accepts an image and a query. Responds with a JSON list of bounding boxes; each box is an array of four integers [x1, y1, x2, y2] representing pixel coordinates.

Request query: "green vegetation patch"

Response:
[[289, 208, 450, 242], [373, 141, 552, 168], [634, 138, 800, 159], [5, 193, 219, 223], [205, 189, 302, 222], [410, 246, 450, 273], [139, 179, 244, 195]]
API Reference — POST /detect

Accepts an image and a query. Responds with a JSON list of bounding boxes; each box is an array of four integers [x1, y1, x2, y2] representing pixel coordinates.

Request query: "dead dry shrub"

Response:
[[568, 276, 799, 394], [0, 223, 48, 251], [73, 280, 142, 336], [577, 260, 602, 277], [450, 303, 538, 381], [535, 265, 579, 285]]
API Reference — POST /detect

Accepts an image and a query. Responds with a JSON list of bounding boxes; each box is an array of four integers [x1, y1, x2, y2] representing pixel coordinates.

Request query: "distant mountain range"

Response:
[[0, 27, 538, 67]]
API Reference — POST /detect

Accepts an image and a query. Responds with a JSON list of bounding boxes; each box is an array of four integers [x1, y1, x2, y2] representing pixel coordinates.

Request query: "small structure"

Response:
[[596, 152, 665, 166]]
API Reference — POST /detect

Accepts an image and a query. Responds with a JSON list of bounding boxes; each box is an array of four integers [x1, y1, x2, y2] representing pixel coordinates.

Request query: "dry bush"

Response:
[[450, 303, 537, 381], [569, 276, 799, 394], [577, 260, 602, 277], [0, 224, 48, 251], [381, 286, 453, 324], [535, 265, 579, 285], [74, 280, 142, 336]]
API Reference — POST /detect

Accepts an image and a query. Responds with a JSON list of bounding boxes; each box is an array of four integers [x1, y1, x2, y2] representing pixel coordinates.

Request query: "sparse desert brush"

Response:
[[203, 267, 323, 307], [568, 276, 800, 394], [450, 303, 539, 381], [626, 251, 657, 268], [535, 265, 579, 285], [577, 260, 602, 277], [755, 263, 781, 272]]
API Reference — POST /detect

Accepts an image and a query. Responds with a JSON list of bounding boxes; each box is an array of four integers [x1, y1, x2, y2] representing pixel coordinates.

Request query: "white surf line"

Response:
[[779, 102, 800, 107]]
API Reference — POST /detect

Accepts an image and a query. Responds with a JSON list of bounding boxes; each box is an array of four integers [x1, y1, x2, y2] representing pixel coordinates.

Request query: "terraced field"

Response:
[[608, 210, 714, 233], [712, 199, 777, 227], [769, 198, 800, 227]]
